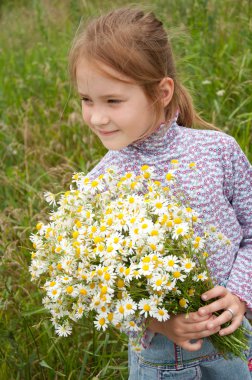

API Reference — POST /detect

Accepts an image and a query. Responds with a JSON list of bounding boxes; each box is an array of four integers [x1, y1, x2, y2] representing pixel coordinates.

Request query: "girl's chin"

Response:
[[100, 138, 130, 151]]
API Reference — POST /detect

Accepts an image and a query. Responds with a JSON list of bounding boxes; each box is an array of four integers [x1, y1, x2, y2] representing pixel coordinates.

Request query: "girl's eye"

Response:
[[81, 97, 92, 103], [107, 99, 122, 104]]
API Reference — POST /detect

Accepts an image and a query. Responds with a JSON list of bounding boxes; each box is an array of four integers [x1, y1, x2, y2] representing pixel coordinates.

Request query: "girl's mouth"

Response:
[[97, 130, 119, 136]]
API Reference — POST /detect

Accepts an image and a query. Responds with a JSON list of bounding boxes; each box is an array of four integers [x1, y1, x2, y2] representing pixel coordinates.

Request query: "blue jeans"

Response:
[[128, 318, 252, 379]]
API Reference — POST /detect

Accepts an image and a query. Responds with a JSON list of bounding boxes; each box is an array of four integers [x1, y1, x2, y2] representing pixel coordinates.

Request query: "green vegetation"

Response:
[[0, 0, 251, 379]]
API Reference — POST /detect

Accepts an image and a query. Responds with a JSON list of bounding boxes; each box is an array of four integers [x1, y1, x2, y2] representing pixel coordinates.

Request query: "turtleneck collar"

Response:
[[120, 121, 178, 156]]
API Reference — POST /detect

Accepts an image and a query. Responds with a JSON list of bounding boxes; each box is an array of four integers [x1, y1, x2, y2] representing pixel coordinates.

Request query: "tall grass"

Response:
[[0, 0, 251, 379]]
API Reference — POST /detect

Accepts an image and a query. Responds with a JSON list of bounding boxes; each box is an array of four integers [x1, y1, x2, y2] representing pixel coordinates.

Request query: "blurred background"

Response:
[[0, 0, 251, 379]]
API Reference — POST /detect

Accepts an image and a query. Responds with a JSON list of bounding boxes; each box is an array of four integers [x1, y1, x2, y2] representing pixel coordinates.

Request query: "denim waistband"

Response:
[[136, 342, 224, 370]]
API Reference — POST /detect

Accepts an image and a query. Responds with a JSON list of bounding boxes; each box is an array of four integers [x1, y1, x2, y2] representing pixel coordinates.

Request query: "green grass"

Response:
[[0, 0, 251, 379]]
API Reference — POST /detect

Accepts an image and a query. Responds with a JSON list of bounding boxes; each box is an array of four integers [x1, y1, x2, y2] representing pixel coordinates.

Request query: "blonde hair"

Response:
[[69, 7, 219, 131]]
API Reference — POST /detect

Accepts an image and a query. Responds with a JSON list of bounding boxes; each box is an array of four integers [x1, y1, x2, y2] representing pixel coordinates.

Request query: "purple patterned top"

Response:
[[88, 121, 252, 313]]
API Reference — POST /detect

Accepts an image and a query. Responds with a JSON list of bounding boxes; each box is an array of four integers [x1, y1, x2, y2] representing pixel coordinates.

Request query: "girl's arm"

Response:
[[197, 138, 251, 334], [222, 139, 252, 313]]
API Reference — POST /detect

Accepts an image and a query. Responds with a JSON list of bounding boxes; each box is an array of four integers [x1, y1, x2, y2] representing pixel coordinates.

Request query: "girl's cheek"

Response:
[[82, 107, 90, 124]]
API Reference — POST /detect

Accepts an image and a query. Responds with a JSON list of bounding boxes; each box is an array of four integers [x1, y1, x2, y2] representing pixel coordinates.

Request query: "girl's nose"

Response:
[[90, 111, 109, 126]]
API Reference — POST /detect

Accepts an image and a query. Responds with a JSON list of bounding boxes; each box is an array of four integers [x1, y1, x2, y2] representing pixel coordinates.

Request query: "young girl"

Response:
[[68, 7, 252, 379]]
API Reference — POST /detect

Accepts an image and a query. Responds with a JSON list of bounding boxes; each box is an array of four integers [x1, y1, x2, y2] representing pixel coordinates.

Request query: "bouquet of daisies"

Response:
[[30, 163, 249, 359]]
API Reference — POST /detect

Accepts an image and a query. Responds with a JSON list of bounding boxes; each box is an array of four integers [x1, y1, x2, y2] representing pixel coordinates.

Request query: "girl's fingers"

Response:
[[184, 325, 221, 339], [205, 309, 236, 330], [201, 286, 227, 301], [198, 298, 229, 316], [184, 312, 212, 323], [219, 318, 242, 336], [184, 317, 215, 334]]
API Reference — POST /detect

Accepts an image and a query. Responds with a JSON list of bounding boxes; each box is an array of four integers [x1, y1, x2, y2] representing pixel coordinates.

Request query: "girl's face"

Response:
[[76, 59, 165, 150]]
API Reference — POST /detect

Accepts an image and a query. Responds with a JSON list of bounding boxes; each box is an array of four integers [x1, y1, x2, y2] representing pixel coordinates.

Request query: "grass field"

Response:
[[0, 0, 251, 379]]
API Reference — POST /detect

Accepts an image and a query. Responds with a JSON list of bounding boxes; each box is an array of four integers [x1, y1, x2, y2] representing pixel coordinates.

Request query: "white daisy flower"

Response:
[[138, 298, 156, 318], [42, 296, 54, 309], [106, 233, 124, 250], [151, 197, 168, 215], [76, 284, 89, 298], [29, 259, 48, 278], [114, 302, 126, 321], [90, 295, 103, 311], [164, 255, 180, 272], [123, 319, 140, 332], [193, 271, 208, 282], [61, 256, 77, 274], [51, 305, 65, 318], [138, 219, 154, 235], [172, 223, 189, 239], [123, 266, 136, 282], [74, 304, 85, 319], [192, 236, 205, 251], [171, 286, 182, 295], [44, 191, 57, 207], [55, 322, 72, 337], [172, 269, 187, 282], [138, 261, 154, 276], [163, 278, 176, 291], [116, 264, 127, 277], [64, 285, 79, 298], [121, 298, 137, 317], [179, 298, 189, 308], [106, 311, 121, 327], [150, 275, 168, 291], [152, 307, 170, 322], [60, 275, 72, 284], [30, 234, 44, 249], [181, 258, 195, 273]]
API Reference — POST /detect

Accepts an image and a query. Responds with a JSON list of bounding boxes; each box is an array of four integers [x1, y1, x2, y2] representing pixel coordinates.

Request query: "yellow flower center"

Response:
[[57, 263, 62, 270], [142, 264, 149, 271], [179, 298, 187, 308], [143, 304, 151, 311], [36, 222, 43, 230], [119, 306, 124, 314], [104, 273, 111, 281], [66, 286, 74, 294], [173, 271, 181, 278], [117, 279, 125, 288], [72, 231, 79, 239], [142, 257, 151, 263], [101, 286, 107, 294], [99, 318, 105, 326]]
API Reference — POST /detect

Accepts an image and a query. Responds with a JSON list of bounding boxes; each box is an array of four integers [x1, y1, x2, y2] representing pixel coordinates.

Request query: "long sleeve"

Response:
[[225, 139, 252, 311]]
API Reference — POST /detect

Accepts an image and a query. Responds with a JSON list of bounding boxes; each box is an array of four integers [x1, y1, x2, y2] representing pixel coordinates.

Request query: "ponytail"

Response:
[[167, 82, 220, 131]]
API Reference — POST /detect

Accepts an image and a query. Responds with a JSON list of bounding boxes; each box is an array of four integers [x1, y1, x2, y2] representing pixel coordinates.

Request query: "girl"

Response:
[[68, 7, 252, 380]]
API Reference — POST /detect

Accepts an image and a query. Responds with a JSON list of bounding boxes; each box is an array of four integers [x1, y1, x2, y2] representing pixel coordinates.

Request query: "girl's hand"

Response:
[[198, 286, 247, 336], [147, 311, 220, 351]]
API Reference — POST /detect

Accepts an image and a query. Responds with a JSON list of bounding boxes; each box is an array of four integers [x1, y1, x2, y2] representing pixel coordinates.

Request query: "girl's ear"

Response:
[[159, 77, 174, 107]]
